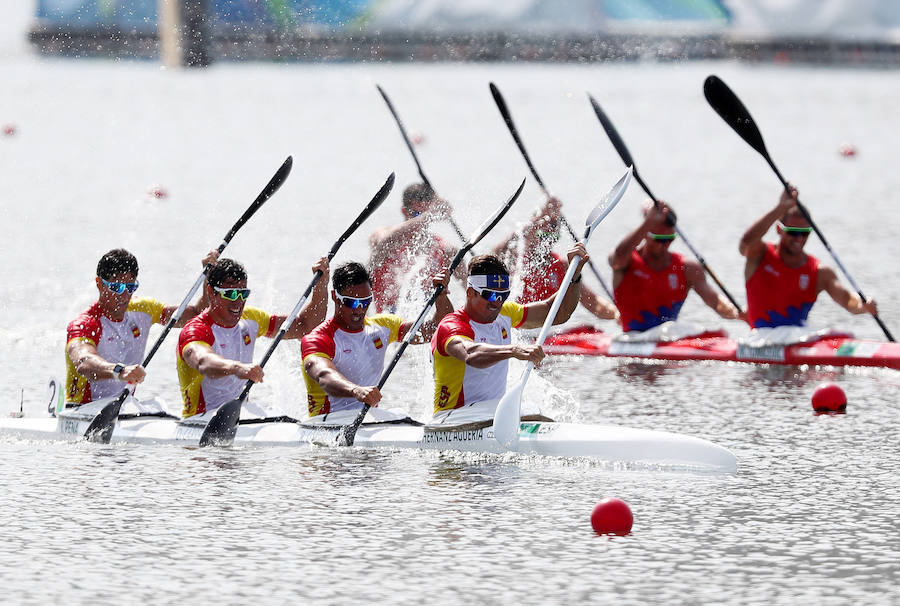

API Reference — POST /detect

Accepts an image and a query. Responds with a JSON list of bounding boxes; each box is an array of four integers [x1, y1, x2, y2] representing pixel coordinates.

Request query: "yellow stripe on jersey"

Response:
[[242, 306, 274, 338], [433, 335, 472, 413], [367, 314, 403, 343], [176, 339, 212, 418], [127, 297, 166, 325], [500, 301, 527, 328], [302, 352, 334, 417]]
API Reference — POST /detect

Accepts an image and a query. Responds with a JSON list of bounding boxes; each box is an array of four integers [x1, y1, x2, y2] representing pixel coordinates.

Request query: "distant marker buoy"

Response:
[[148, 185, 168, 199], [411, 132, 425, 145], [811, 382, 846, 412], [590, 497, 633, 535], [839, 143, 857, 157], [2, 124, 16, 137]]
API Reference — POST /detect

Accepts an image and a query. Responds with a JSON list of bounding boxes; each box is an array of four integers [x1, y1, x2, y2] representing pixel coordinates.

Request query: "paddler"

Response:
[[368, 183, 464, 313], [740, 184, 877, 328], [609, 201, 739, 332], [65, 248, 216, 406], [494, 196, 618, 320], [430, 246, 587, 424], [301, 262, 452, 417], [176, 256, 329, 418]]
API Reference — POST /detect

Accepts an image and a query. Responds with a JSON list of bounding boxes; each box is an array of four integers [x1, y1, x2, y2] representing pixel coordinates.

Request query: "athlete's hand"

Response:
[[777, 183, 799, 213], [312, 256, 329, 280], [565, 243, 590, 273], [352, 385, 382, 406], [234, 363, 264, 383], [512, 344, 545, 367], [859, 297, 878, 316], [432, 270, 451, 293], [202, 249, 220, 268], [120, 365, 146, 384]]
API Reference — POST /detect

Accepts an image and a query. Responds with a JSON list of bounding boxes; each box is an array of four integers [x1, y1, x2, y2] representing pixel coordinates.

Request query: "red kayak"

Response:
[[544, 325, 900, 370]]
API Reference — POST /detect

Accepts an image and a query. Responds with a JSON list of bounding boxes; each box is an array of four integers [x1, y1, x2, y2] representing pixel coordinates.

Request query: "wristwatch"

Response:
[[112, 364, 125, 381]]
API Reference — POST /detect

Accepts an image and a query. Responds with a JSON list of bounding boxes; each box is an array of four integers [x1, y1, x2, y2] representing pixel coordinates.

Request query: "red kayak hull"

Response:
[[544, 326, 900, 370]]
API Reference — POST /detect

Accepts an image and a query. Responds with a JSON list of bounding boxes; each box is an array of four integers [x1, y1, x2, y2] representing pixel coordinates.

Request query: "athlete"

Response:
[[368, 183, 463, 313], [65, 248, 215, 405], [609, 202, 739, 332], [431, 245, 587, 421], [301, 261, 452, 417], [494, 196, 618, 320], [177, 256, 329, 418], [740, 184, 877, 328]]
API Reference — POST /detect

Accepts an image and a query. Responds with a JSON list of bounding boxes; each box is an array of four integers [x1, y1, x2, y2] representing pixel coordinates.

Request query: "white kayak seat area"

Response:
[[301, 406, 420, 428], [740, 325, 853, 347], [425, 399, 552, 432], [613, 320, 726, 344]]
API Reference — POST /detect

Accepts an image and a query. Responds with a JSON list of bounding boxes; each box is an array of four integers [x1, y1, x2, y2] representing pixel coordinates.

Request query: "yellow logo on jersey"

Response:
[[501, 328, 508, 339], [373, 337, 384, 349], [243, 332, 251, 345], [131, 325, 141, 338]]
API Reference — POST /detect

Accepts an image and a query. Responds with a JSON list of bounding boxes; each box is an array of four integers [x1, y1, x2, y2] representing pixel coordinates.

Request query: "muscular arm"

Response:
[[303, 355, 380, 405], [445, 337, 544, 369], [819, 267, 878, 316], [66, 340, 146, 384], [579, 285, 619, 320], [740, 185, 798, 278], [182, 342, 262, 382], [685, 261, 739, 320]]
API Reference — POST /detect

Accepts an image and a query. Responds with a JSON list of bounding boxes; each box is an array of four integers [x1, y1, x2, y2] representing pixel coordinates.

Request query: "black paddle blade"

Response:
[[588, 94, 635, 168], [223, 156, 293, 245], [489, 82, 548, 194], [329, 172, 395, 258], [335, 406, 369, 447], [83, 389, 128, 444], [198, 399, 243, 447], [703, 76, 772, 160]]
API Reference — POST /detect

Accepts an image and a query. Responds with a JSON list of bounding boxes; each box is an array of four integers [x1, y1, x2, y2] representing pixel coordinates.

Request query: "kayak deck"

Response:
[[544, 325, 900, 369]]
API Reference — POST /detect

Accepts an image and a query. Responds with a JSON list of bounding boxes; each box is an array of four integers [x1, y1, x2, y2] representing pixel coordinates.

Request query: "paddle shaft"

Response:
[[489, 82, 614, 301], [703, 76, 894, 341], [376, 85, 470, 248]]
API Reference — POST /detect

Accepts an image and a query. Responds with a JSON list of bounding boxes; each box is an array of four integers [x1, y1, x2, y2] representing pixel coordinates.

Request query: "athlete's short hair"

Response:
[[333, 262, 370, 293], [207, 258, 247, 288], [97, 249, 138, 280], [468, 254, 509, 277], [402, 183, 435, 210]]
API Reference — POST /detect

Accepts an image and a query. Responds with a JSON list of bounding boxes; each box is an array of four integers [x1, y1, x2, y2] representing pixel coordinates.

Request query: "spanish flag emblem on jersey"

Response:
[[373, 336, 384, 349], [131, 325, 141, 338], [243, 332, 251, 345], [501, 327, 508, 339]]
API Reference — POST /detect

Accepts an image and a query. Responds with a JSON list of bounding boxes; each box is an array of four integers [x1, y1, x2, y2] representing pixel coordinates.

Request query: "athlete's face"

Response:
[[777, 216, 811, 255], [333, 282, 373, 332], [96, 271, 137, 321], [644, 227, 676, 258], [465, 286, 507, 324], [208, 276, 248, 328]]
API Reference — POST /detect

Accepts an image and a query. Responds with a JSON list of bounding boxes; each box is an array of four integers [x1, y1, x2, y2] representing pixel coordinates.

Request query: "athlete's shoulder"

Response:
[[67, 302, 103, 340], [127, 296, 166, 322], [301, 318, 339, 358], [179, 310, 215, 348]]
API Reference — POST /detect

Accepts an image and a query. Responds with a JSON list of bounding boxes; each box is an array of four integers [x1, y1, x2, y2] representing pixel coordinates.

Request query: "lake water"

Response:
[[1, 54, 898, 604]]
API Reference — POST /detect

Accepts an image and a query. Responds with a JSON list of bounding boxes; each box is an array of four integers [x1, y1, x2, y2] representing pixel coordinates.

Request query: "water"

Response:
[[1, 56, 899, 604]]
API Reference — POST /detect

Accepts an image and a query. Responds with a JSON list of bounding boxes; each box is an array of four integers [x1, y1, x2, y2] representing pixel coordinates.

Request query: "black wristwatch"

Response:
[[112, 364, 125, 381]]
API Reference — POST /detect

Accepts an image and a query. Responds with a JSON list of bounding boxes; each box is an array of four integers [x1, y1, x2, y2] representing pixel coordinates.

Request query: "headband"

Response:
[[467, 274, 510, 291]]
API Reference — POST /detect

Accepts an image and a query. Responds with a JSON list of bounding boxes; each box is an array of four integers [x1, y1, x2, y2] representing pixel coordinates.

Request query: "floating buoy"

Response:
[[2, 124, 16, 137], [811, 382, 846, 412], [839, 143, 857, 157], [411, 131, 425, 146], [590, 497, 633, 535], [148, 185, 168, 199]]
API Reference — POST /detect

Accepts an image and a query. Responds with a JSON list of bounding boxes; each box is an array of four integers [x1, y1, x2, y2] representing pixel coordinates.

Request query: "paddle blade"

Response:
[[224, 156, 293, 245], [198, 399, 242, 447], [83, 389, 128, 444], [585, 166, 633, 236], [466, 178, 526, 252], [493, 375, 526, 449], [703, 76, 771, 160], [588, 94, 635, 168], [330, 172, 395, 258]]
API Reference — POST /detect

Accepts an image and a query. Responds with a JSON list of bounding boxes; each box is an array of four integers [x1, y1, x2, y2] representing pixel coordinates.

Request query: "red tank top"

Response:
[[614, 250, 688, 332], [746, 242, 819, 328], [370, 236, 451, 312], [519, 252, 568, 303]]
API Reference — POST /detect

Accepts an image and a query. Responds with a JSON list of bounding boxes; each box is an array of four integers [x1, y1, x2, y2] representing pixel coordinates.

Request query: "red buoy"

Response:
[[148, 185, 168, 199], [590, 498, 633, 535], [839, 143, 857, 157], [811, 382, 846, 412], [2, 124, 16, 136]]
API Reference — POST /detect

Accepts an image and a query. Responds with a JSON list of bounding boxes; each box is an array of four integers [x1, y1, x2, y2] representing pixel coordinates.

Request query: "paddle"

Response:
[[703, 75, 895, 342], [493, 167, 633, 450], [198, 172, 396, 447], [489, 82, 615, 301], [376, 85, 470, 250], [587, 93, 745, 314], [82, 156, 294, 444], [335, 178, 527, 447]]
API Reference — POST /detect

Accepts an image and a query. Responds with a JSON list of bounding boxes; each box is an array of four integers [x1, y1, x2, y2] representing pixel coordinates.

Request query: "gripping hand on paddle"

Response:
[[352, 386, 382, 407]]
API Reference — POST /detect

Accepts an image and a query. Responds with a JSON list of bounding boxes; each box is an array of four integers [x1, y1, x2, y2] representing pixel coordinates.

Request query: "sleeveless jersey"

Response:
[[65, 298, 166, 404], [176, 307, 277, 417], [519, 252, 568, 303], [746, 242, 820, 328], [614, 250, 688, 332], [431, 302, 527, 413], [300, 314, 403, 416], [371, 235, 451, 312]]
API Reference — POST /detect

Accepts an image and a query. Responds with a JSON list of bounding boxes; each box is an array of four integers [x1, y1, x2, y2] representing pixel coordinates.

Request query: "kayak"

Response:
[[0, 395, 738, 474], [544, 325, 900, 370]]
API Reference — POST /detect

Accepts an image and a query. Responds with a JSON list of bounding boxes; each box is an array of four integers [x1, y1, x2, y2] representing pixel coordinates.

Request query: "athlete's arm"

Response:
[[686, 261, 739, 320], [66, 340, 146, 384], [519, 244, 587, 329], [445, 337, 544, 369], [160, 249, 220, 327], [579, 285, 619, 320], [819, 266, 878, 316], [303, 355, 381, 406], [740, 185, 798, 280], [280, 256, 330, 339], [182, 342, 263, 382], [401, 271, 454, 343]]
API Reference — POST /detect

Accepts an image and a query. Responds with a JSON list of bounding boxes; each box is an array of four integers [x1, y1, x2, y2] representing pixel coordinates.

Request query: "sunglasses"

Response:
[[648, 232, 677, 243], [471, 284, 511, 303], [336, 293, 373, 310], [213, 286, 251, 301], [779, 223, 812, 237], [102, 279, 139, 294]]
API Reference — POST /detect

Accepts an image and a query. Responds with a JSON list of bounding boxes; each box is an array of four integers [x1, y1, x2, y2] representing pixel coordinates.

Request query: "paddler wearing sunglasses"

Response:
[[65, 248, 217, 406], [430, 246, 587, 423], [740, 184, 877, 328], [301, 261, 453, 417], [610, 201, 740, 332], [177, 256, 329, 418]]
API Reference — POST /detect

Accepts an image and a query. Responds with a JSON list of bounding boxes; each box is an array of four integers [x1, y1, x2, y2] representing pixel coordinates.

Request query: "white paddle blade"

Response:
[[585, 166, 633, 235], [493, 367, 530, 449]]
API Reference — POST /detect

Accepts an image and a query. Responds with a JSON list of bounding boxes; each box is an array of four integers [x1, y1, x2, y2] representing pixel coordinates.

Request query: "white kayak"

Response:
[[0, 395, 738, 474]]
